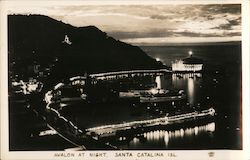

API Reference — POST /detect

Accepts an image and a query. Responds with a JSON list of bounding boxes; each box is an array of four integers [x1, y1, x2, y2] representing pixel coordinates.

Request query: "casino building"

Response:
[[172, 51, 203, 72]]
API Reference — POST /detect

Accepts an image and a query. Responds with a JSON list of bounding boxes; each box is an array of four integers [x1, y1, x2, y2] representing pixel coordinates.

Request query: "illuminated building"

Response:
[[172, 51, 203, 72]]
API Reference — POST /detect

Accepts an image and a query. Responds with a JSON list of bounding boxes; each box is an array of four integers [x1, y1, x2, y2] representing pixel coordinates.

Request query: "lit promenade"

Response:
[[86, 108, 215, 137], [89, 69, 172, 79], [67, 69, 172, 82]]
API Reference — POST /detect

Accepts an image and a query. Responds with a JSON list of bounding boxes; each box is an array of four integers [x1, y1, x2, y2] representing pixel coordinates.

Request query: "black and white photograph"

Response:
[[1, 0, 249, 159]]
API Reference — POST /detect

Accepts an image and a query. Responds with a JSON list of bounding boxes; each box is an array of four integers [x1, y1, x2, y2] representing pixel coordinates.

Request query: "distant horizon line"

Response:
[[126, 41, 242, 47]]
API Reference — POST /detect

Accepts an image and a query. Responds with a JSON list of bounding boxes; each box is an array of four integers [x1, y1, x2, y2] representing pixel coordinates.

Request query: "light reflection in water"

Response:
[[129, 122, 215, 147], [164, 131, 169, 146], [132, 137, 139, 145], [188, 78, 194, 105], [172, 73, 202, 105], [155, 76, 161, 89]]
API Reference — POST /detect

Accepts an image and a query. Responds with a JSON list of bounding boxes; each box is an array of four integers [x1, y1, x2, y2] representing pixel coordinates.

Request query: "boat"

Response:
[[172, 51, 203, 72], [139, 89, 186, 103], [119, 88, 185, 103]]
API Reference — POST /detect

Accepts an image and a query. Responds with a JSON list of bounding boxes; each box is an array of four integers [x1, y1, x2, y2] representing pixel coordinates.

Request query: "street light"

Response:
[[188, 51, 193, 56]]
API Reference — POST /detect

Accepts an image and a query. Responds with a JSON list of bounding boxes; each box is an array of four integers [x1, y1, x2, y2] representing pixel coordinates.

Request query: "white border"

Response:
[[1, 1, 249, 160]]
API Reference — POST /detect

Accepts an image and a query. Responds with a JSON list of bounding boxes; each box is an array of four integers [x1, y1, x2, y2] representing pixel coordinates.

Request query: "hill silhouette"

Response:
[[8, 15, 163, 78]]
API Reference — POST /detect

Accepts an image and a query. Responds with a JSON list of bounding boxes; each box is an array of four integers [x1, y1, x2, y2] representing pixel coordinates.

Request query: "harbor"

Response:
[[7, 12, 242, 151], [9, 62, 220, 150]]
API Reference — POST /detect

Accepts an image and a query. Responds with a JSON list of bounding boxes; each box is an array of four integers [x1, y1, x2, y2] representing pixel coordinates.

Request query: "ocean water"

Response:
[[137, 44, 242, 149], [9, 44, 242, 150], [61, 43, 242, 150], [141, 44, 241, 69]]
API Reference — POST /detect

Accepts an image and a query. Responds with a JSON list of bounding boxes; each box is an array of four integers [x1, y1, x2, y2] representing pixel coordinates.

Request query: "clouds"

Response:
[[8, 4, 241, 44], [121, 36, 241, 46]]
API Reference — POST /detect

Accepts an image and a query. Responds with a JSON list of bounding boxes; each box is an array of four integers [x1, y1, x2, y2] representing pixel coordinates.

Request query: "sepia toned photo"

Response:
[[1, 0, 249, 160]]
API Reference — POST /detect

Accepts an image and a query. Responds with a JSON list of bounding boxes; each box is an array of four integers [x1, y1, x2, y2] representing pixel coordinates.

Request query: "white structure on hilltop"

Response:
[[62, 35, 72, 45]]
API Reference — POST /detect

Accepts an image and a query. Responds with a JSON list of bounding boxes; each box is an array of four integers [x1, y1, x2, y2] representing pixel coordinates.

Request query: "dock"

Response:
[[86, 108, 215, 138]]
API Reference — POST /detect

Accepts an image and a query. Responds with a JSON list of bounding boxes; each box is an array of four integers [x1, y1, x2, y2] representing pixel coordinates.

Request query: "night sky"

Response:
[[8, 3, 241, 45]]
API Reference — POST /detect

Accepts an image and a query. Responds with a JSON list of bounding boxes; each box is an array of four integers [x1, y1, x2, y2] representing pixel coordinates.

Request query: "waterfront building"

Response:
[[172, 51, 203, 72]]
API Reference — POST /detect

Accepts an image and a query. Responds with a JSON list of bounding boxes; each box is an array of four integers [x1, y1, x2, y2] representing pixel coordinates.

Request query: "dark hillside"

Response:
[[8, 15, 163, 77]]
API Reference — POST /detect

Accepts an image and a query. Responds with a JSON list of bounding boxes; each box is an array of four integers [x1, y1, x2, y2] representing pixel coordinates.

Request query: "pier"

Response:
[[86, 108, 215, 138], [89, 69, 171, 80]]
